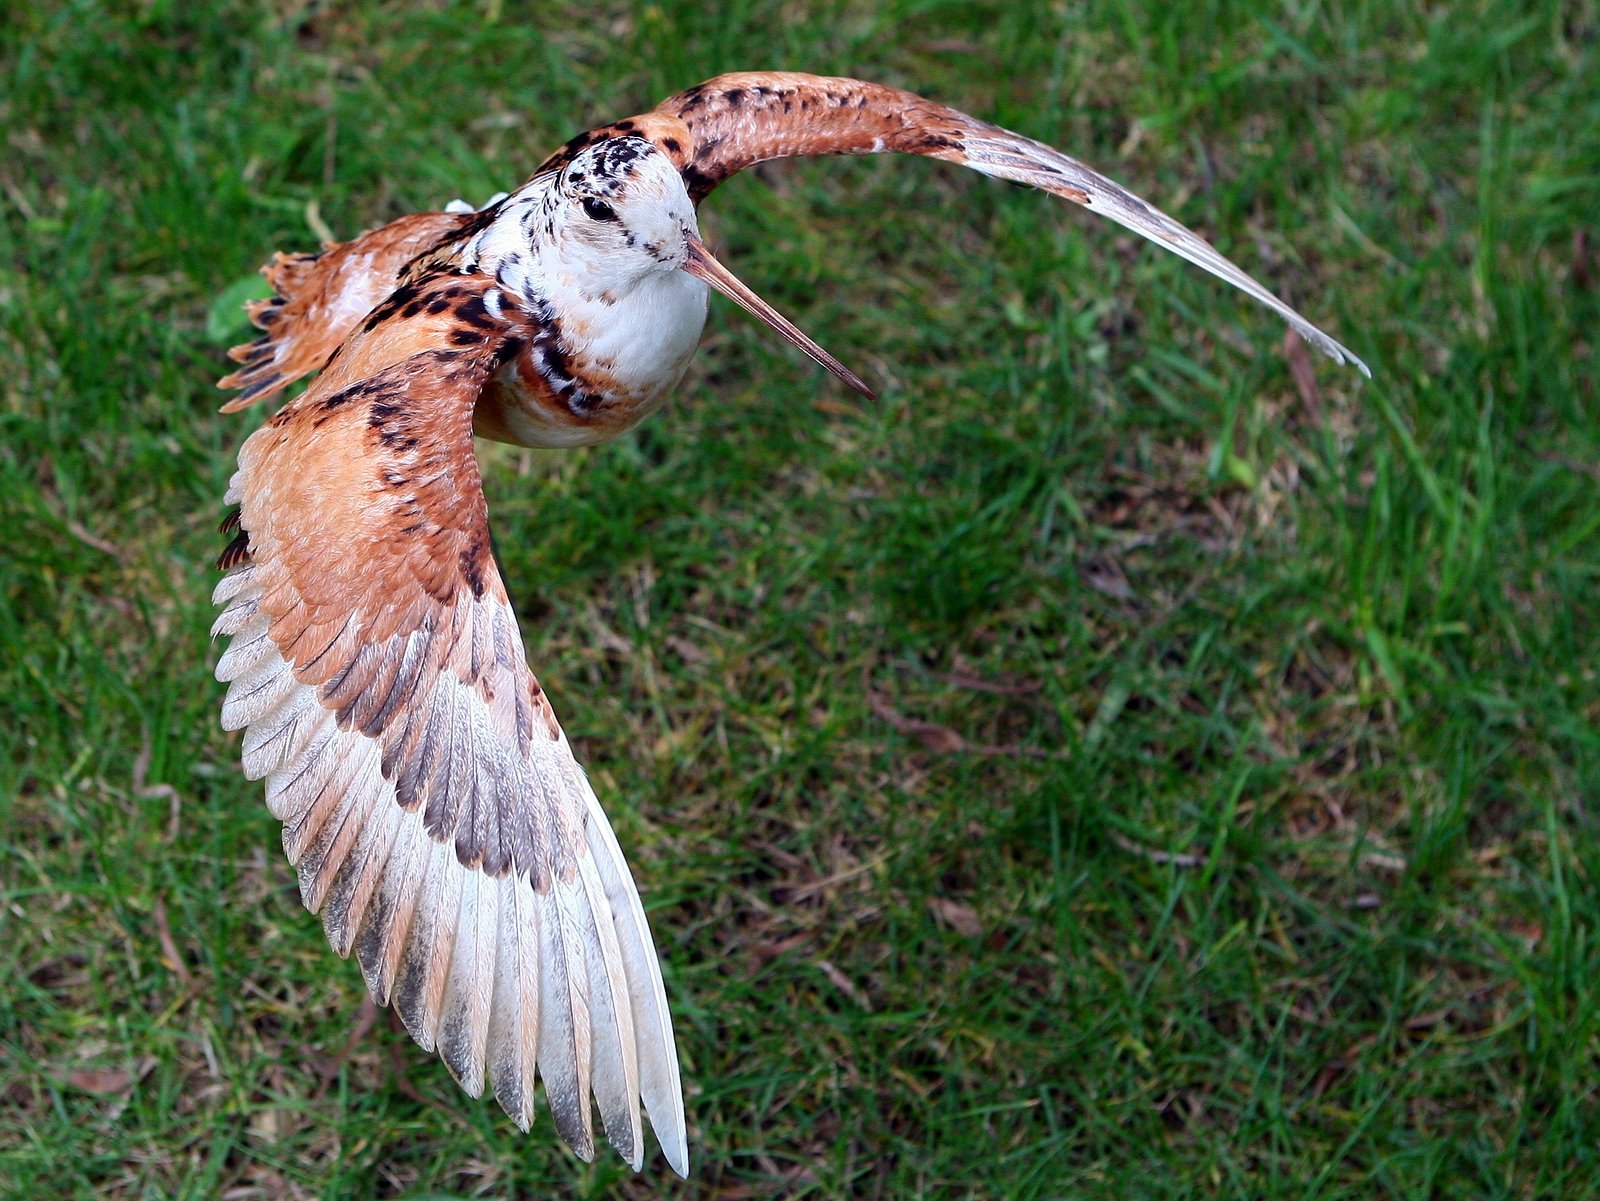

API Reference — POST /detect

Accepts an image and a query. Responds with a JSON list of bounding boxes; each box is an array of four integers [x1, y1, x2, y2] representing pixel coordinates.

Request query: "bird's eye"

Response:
[[581, 197, 618, 222]]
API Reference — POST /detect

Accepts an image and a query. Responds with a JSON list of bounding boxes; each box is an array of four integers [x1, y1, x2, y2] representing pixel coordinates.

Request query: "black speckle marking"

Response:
[[367, 389, 422, 450], [681, 161, 718, 201], [459, 541, 488, 598], [361, 281, 423, 332], [518, 298, 604, 417], [318, 374, 390, 414], [534, 330, 576, 388], [452, 293, 497, 331], [662, 136, 681, 154], [590, 135, 654, 180], [675, 82, 713, 113]]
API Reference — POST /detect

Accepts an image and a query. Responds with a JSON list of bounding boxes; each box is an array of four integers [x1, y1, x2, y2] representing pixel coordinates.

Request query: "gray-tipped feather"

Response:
[[211, 577, 687, 1174]]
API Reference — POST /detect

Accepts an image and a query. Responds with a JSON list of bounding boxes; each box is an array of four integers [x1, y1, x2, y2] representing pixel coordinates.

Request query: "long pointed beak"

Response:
[[682, 235, 876, 400]]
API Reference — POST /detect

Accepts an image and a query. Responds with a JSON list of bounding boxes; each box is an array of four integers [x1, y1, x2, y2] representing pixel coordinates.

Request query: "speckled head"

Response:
[[468, 133, 872, 401], [547, 136, 703, 286], [537, 135, 872, 397]]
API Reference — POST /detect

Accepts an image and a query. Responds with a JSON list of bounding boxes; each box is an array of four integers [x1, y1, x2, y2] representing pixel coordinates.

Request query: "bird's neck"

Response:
[[537, 268, 709, 383], [468, 245, 710, 449]]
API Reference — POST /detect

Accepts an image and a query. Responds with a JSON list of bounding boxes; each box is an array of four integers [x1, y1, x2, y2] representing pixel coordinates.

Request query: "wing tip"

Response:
[[1297, 325, 1372, 380], [660, 1128, 690, 1177]]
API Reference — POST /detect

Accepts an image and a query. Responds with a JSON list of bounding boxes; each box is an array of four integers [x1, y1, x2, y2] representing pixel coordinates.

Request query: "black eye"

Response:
[[581, 197, 618, 222]]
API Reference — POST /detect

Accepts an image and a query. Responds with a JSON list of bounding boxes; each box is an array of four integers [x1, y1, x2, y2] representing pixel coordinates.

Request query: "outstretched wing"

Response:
[[590, 72, 1367, 376], [219, 211, 476, 412], [211, 270, 688, 1175]]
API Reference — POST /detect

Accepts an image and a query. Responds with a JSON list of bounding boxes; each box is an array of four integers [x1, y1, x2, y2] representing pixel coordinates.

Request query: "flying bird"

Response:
[[211, 72, 1368, 1177]]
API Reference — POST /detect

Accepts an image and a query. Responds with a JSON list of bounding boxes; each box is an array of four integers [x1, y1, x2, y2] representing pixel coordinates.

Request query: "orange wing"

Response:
[[218, 211, 474, 412], [545, 72, 1367, 376], [212, 271, 687, 1174]]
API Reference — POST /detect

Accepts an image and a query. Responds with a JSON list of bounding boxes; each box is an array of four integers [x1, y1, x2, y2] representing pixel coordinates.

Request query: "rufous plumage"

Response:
[[211, 72, 1368, 1177]]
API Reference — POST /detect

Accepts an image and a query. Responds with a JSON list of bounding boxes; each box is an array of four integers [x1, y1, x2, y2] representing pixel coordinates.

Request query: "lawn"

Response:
[[1, 1, 1597, 1197]]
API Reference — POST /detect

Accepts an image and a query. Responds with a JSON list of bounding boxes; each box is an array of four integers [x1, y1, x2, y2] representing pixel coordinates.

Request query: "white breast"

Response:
[[568, 267, 710, 398], [474, 268, 712, 450]]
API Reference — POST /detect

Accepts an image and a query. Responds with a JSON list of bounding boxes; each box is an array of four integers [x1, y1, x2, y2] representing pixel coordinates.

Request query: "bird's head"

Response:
[[537, 135, 873, 398], [549, 137, 699, 284]]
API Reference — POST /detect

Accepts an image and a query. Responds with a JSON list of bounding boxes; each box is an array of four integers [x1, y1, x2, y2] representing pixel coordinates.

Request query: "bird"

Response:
[[209, 72, 1369, 1178]]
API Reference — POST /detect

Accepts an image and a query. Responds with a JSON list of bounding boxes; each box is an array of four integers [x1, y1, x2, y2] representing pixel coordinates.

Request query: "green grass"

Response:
[[2, 0, 1597, 1196]]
